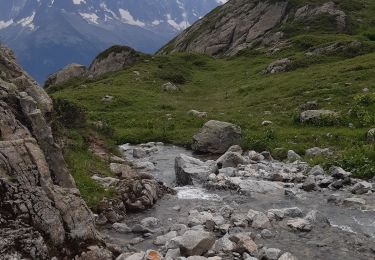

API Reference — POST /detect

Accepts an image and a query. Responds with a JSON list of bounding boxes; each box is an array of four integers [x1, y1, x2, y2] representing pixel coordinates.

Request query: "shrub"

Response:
[[52, 98, 86, 129]]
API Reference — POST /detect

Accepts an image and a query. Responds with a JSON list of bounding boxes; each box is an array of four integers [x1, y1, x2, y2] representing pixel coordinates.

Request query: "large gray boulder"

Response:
[[300, 110, 339, 124], [192, 120, 242, 154], [44, 63, 87, 88]]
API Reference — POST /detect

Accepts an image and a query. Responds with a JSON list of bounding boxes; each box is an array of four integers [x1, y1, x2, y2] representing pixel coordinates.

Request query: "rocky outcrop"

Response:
[[192, 120, 242, 154], [158, 1, 347, 56], [44, 63, 87, 88], [0, 45, 103, 259], [89, 45, 140, 77]]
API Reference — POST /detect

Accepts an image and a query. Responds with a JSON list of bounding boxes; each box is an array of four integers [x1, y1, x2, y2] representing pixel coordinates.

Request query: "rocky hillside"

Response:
[[0, 45, 112, 259], [158, 0, 373, 55]]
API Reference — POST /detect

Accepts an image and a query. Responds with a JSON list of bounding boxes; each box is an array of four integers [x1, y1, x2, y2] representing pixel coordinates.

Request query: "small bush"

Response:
[[52, 98, 86, 129]]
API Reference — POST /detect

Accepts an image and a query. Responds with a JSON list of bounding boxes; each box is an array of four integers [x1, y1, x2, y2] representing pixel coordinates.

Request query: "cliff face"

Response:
[[158, 0, 348, 56], [0, 45, 104, 259]]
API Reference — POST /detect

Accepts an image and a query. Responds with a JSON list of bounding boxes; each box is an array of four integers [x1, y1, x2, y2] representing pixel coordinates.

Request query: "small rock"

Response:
[[162, 82, 179, 91], [141, 217, 160, 229], [144, 250, 162, 260], [165, 248, 181, 259], [302, 175, 317, 191], [259, 247, 282, 260], [188, 110, 208, 118], [262, 120, 273, 126], [305, 147, 332, 157], [367, 128, 375, 142], [229, 233, 258, 255], [343, 197, 366, 207], [130, 237, 144, 245], [154, 231, 178, 246], [112, 223, 132, 233], [287, 150, 301, 162], [102, 95, 114, 102], [171, 230, 215, 256], [247, 209, 271, 229], [261, 229, 274, 239], [308, 165, 325, 176], [287, 218, 312, 232], [351, 181, 372, 195], [329, 166, 351, 179], [278, 252, 298, 260]]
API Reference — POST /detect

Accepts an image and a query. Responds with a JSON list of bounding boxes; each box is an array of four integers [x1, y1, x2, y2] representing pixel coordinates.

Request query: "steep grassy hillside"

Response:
[[49, 33, 375, 178]]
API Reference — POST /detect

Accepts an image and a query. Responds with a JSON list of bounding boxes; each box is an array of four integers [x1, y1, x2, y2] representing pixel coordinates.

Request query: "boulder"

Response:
[[247, 209, 271, 229], [351, 181, 372, 195], [229, 233, 258, 255], [264, 58, 291, 74], [175, 154, 215, 185], [308, 165, 325, 176], [216, 148, 247, 168], [171, 230, 215, 256], [287, 218, 312, 232], [300, 110, 338, 124], [302, 175, 317, 192], [287, 150, 301, 162], [192, 120, 242, 154], [89, 45, 139, 77], [329, 166, 351, 179], [44, 63, 87, 88]]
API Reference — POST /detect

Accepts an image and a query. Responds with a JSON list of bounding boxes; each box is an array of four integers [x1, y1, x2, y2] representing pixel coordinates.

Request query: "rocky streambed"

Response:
[[93, 142, 375, 260]]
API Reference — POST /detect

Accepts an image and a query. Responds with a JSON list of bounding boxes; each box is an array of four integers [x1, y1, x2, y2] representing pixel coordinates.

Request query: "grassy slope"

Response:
[[48, 0, 375, 203], [50, 38, 375, 178]]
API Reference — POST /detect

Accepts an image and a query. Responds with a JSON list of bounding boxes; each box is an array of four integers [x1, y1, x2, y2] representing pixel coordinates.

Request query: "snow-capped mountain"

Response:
[[0, 0, 226, 83]]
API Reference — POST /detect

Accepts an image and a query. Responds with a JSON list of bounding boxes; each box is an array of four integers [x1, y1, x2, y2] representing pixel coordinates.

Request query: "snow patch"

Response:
[[119, 9, 145, 27], [80, 13, 99, 24], [0, 19, 13, 30], [72, 0, 86, 4]]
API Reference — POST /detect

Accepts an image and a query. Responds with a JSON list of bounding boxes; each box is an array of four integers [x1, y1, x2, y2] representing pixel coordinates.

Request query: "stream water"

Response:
[[102, 143, 375, 260]]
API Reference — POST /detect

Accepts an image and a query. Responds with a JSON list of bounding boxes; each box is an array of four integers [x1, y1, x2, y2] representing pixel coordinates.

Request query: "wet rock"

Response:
[[343, 197, 366, 207], [305, 147, 332, 157], [287, 218, 312, 232], [112, 223, 132, 234], [351, 181, 372, 195], [304, 210, 329, 227], [132, 224, 152, 234], [165, 248, 181, 259], [171, 230, 215, 256], [287, 150, 301, 162], [259, 247, 282, 260], [308, 165, 325, 176], [300, 110, 338, 124], [170, 224, 188, 236], [216, 148, 248, 168], [329, 166, 351, 179], [247, 209, 271, 229], [175, 154, 215, 186], [212, 234, 236, 252], [228, 178, 284, 195], [141, 217, 160, 229], [231, 213, 249, 227], [154, 231, 178, 246], [330, 179, 344, 190], [220, 205, 234, 218], [188, 210, 214, 226], [116, 252, 145, 260], [76, 246, 113, 260], [302, 175, 317, 191], [278, 252, 298, 260], [130, 237, 145, 245], [192, 120, 242, 154], [229, 233, 258, 255], [261, 229, 274, 239]]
